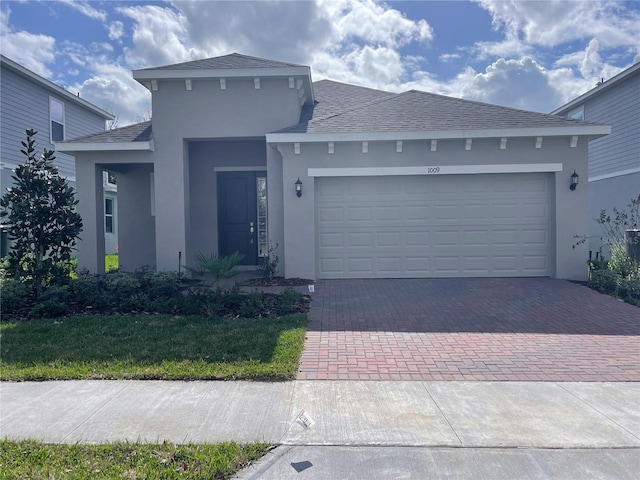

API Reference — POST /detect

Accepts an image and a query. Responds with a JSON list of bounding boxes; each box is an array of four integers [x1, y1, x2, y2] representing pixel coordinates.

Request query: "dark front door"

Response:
[[217, 171, 265, 265]]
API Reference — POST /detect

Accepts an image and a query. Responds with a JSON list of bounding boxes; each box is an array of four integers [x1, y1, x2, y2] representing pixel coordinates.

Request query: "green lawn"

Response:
[[0, 314, 307, 381], [0, 439, 269, 480], [105, 254, 118, 272]]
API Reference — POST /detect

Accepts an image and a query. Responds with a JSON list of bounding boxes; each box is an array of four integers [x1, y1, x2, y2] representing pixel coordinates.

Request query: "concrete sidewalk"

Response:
[[2, 380, 639, 478]]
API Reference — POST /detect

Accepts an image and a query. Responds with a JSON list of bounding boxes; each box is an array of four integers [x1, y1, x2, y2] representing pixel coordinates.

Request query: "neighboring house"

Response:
[[59, 53, 610, 280], [0, 55, 116, 255], [551, 62, 640, 255]]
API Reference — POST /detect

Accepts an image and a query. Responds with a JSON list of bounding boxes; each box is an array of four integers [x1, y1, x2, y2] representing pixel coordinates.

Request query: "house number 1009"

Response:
[[427, 167, 441, 174]]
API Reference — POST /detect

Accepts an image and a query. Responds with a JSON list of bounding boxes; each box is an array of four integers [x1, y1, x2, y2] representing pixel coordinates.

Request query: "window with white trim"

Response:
[[49, 97, 65, 142], [105, 197, 115, 234]]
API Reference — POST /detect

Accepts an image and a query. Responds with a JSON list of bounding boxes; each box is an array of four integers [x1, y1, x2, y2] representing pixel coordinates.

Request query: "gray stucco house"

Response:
[[551, 62, 639, 254], [59, 53, 610, 280], [0, 55, 116, 255]]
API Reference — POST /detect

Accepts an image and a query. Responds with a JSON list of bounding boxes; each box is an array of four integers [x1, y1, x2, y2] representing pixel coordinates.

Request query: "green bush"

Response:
[[39, 285, 70, 304], [148, 271, 181, 299], [618, 279, 640, 300], [30, 300, 67, 318], [588, 269, 618, 295], [609, 243, 640, 279], [120, 292, 149, 313], [105, 272, 141, 300], [278, 288, 302, 316], [0, 279, 31, 315], [71, 274, 108, 309], [239, 291, 265, 318]]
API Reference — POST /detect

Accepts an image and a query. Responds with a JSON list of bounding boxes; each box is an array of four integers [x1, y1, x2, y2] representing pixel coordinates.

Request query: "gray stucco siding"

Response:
[[74, 151, 154, 273], [151, 77, 302, 140], [585, 74, 640, 178], [275, 136, 589, 280], [1, 67, 106, 180]]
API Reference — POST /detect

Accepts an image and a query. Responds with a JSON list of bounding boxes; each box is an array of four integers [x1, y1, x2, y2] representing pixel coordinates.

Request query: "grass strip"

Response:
[[0, 439, 269, 480], [0, 314, 307, 381]]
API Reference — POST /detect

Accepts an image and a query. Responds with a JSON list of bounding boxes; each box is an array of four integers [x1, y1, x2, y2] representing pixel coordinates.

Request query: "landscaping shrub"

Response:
[[38, 285, 70, 304], [148, 271, 182, 299], [617, 278, 640, 300], [70, 274, 109, 309], [3, 266, 309, 320], [588, 269, 619, 295], [0, 278, 31, 316], [278, 288, 302, 316], [30, 300, 67, 318], [609, 243, 640, 279], [239, 290, 266, 318]]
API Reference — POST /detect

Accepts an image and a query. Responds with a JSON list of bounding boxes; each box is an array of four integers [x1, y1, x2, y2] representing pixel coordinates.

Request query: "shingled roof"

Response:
[[136, 53, 305, 72], [278, 89, 604, 135], [59, 121, 152, 144]]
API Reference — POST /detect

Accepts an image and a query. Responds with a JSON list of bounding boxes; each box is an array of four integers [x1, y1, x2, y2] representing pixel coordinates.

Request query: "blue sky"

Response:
[[2, 0, 639, 126]]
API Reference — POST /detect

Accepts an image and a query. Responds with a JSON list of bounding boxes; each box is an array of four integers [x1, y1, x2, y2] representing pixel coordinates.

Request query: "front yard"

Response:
[[0, 439, 270, 480], [0, 314, 307, 381]]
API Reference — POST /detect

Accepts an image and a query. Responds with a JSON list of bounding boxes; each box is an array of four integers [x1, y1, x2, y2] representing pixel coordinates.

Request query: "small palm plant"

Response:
[[184, 251, 245, 286]]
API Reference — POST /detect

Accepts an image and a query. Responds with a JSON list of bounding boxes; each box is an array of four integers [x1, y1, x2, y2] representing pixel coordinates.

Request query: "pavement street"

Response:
[[1, 380, 639, 479]]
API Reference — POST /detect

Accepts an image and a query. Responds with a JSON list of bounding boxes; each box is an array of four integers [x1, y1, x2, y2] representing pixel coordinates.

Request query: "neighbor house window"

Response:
[[257, 177, 268, 257], [568, 107, 584, 121], [49, 97, 65, 142], [105, 198, 114, 234]]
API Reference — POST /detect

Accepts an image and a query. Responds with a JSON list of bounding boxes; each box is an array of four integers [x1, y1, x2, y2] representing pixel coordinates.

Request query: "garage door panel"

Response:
[[348, 232, 373, 247], [316, 174, 551, 278], [347, 206, 373, 221]]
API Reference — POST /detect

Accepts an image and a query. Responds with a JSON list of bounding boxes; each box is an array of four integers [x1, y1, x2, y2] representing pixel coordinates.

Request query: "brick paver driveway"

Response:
[[298, 278, 640, 381]]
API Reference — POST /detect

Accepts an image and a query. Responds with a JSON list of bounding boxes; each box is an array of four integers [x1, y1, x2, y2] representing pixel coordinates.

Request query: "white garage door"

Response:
[[316, 173, 551, 278]]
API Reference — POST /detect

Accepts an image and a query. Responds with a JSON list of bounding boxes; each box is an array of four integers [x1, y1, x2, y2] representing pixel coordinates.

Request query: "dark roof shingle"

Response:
[[61, 121, 152, 144], [138, 53, 304, 72], [278, 89, 604, 134]]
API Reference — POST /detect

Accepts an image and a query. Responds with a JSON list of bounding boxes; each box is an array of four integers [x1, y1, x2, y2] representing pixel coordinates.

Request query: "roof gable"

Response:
[[137, 53, 306, 72]]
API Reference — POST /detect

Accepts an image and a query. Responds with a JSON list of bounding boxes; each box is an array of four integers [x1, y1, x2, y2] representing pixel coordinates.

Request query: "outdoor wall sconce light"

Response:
[[295, 178, 303, 197], [570, 170, 579, 191]]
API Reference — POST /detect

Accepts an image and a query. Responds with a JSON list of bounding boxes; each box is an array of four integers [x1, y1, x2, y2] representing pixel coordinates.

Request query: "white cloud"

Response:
[[68, 62, 150, 126], [318, 0, 432, 47], [117, 4, 195, 68], [439, 53, 462, 63], [108, 21, 124, 41], [416, 57, 564, 113], [0, 7, 56, 77], [474, 0, 640, 49], [58, 0, 107, 22]]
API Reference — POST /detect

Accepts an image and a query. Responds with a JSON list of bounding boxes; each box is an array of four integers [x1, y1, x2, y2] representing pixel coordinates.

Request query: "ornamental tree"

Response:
[[0, 129, 83, 297]]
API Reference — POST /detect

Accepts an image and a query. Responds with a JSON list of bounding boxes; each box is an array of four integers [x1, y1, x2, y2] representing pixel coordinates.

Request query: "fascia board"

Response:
[[56, 141, 153, 152], [266, 125, 611, 144], [133, 66, 311, 80]]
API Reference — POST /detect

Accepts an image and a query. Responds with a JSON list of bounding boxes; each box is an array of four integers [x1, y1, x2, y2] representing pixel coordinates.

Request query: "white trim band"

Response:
[[267, 126, 610, 143], [56, 141, 153, 152], [308, 163, 563, 177]]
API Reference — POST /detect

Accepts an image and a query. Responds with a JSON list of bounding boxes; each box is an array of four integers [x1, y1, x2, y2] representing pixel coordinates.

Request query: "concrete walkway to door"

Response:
[[297, 278, 640, 381]]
